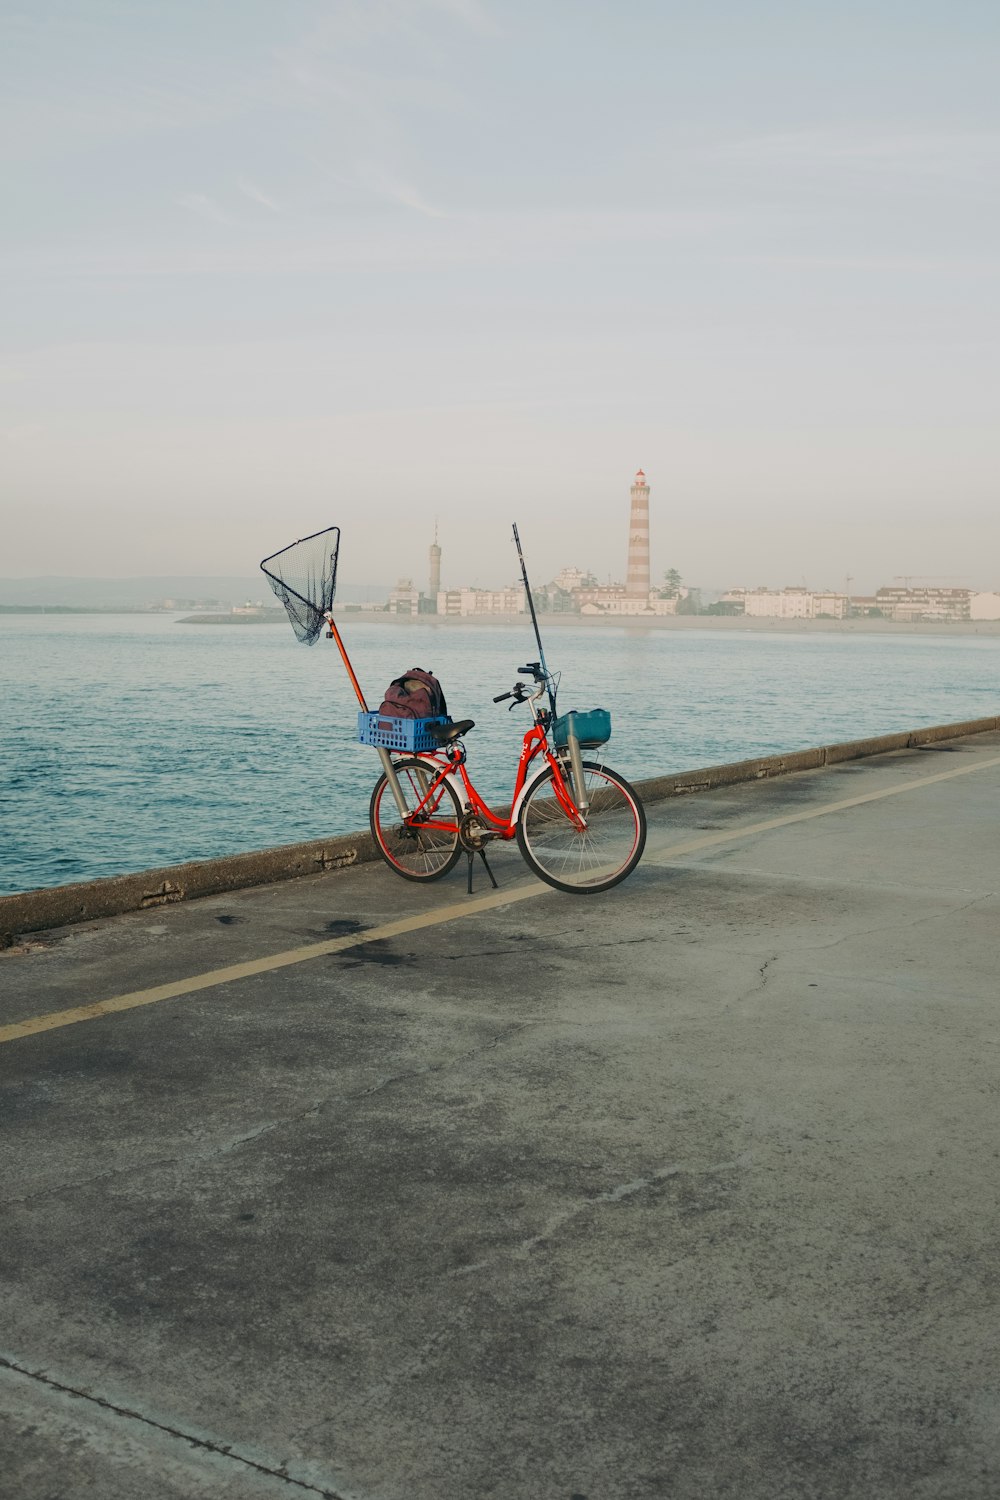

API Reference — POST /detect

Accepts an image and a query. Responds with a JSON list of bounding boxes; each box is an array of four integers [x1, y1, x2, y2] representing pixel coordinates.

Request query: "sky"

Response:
[[1, 0, 998, 594]]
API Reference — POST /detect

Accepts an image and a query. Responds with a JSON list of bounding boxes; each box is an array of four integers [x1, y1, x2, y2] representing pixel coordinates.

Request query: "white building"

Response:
[[554, 566, 596, 592], [740, 588, 848, 620], [874, 587, 971, 622], [578, 589, 678, 617], [437, 586, 526, 616], [388, 578, 423, 615], [970, 592, 1000, 621]]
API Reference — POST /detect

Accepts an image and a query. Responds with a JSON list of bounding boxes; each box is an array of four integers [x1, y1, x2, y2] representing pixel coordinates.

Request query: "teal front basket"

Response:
[[551, 708, 612, 749]]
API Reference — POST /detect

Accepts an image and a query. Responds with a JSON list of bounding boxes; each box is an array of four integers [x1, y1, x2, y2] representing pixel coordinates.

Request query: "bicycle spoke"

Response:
[[370, 759, 462, 882], [516, 763, 646, 893]]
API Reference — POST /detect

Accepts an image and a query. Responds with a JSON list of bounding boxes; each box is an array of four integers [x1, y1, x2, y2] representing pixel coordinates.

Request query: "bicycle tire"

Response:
[[370, 758, 463, 882], [516, 760, 646, 894]]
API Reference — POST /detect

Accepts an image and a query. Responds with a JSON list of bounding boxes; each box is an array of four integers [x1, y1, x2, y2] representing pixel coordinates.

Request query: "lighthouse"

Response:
[[429, 522, 442, 602], [625, 470, 650, 598]]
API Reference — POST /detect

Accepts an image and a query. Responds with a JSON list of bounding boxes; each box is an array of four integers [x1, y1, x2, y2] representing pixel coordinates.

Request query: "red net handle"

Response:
[[326, 615, 369, 711]]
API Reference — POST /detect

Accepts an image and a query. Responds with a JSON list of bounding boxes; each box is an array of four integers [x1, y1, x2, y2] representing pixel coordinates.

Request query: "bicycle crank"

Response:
[[459, 811, 493, 852]]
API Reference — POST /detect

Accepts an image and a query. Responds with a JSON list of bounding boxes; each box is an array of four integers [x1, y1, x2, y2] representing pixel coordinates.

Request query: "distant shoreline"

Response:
[[4, 607, 999, 636], [178, 612, 1000, 636], [0, 604, 156, 616], [175, 611, 286, 625]]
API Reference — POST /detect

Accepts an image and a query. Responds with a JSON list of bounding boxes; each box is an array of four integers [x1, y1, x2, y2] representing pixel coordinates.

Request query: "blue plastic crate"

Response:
[[357, 711, 451, 752], [551, 708, 612, 749]]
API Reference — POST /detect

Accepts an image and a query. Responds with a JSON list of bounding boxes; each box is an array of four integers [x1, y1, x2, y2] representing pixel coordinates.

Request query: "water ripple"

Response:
[[2, 614, 999, 894]]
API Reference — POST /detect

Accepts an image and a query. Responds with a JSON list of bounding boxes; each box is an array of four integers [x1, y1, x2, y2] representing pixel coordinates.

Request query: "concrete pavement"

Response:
[[3, 730, 1000, 1499]]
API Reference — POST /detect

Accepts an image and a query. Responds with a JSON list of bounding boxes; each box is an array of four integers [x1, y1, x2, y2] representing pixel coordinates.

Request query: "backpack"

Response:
[[378, 668, 448, 721]]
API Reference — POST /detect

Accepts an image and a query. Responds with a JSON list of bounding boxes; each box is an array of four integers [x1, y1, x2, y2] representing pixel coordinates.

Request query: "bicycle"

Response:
[[260, 522, 647, 895], [367, 661, 647, 895]]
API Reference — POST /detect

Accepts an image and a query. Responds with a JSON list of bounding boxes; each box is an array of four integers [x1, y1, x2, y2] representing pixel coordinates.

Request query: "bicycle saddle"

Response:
[[426, 718, 475, 743]]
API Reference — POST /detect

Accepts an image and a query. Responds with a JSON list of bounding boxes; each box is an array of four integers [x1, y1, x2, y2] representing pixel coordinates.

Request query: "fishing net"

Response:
[[260, 526, 340, 645]]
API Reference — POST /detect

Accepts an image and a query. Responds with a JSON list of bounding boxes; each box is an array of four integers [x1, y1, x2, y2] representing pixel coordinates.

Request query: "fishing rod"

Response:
[[512, 522, 558, 717]]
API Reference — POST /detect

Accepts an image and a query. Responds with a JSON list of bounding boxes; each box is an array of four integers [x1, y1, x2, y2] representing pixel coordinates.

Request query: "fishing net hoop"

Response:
[[260, 525, 340, 646]]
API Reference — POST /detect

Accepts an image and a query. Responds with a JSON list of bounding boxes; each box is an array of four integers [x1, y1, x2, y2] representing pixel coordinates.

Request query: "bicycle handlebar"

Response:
[[495, 663, 548, 703], [494, 661, 548, 703], [494, 680, 546, 711], [518, 662, 546, 681]]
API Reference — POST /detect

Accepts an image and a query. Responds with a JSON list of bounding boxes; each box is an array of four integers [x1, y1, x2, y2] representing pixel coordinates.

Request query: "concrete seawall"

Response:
[[3, 714, 997, 943]]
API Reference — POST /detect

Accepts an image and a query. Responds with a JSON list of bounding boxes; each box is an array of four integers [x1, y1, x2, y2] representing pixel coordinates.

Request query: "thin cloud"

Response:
[[426, 0, 499, 37], [708, 127, 1000, 180], [359, 163, 446, 217], [175, 193, 235, 227], [1, 207, 739, 279], [238, 177, 281, 212]]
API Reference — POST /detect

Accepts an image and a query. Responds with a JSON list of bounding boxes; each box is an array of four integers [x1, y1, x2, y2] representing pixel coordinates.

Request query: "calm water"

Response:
[[2, 614, 998, 895]]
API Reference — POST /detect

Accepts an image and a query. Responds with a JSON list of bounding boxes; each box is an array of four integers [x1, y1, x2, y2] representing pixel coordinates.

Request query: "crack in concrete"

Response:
[[715, 892, 1000, 980], [715, 892, 997, 998], [296, 1152, 749, 1437], [734, 952, 779, 1003], [785, 890, 998, 957], [2, 1023, 532, 1210], [452, 1153, 750, 1277], [441, 935, 657, 961], [351, 1021, 532, 1102], [0, 1352, 354, 1498]]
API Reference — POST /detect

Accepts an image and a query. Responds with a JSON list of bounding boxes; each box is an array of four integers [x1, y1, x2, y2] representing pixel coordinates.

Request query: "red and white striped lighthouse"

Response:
[[625, 469, 651, 598]]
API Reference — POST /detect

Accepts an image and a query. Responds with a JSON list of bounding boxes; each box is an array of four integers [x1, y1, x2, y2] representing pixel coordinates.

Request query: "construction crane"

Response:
[[892, 575, 969, 588]]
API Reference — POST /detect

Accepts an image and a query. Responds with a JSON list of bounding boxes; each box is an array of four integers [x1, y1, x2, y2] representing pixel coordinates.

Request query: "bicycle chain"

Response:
[[459, 811, 493, 852]]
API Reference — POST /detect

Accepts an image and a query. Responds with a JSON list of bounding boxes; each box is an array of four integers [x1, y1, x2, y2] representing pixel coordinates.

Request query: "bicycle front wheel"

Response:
[[516, 761, 646, 894], [370, 758, 463, 882]]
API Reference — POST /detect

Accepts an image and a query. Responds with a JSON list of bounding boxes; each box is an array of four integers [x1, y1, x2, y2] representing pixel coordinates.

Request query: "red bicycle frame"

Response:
[[400, 719, 584, 836]]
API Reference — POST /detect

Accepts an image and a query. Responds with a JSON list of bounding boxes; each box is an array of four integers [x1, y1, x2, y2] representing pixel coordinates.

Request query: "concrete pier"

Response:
[[3, 727, 1000, 1498]]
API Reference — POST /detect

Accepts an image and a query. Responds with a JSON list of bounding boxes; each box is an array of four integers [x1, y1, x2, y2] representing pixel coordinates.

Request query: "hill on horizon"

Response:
[[0, 576, 391, 607]]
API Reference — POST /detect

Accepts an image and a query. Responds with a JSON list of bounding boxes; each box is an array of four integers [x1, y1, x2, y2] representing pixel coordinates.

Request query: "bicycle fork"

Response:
[[563, 715, 591, 817]]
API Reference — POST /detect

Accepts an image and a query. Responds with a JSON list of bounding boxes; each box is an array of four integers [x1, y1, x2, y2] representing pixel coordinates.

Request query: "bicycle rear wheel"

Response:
[[516, 761, 646, 893], [370, 759, 463, 882]]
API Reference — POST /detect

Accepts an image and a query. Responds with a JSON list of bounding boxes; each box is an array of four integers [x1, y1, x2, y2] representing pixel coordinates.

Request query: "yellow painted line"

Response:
[[643, 750, 1000, 865], [4, 747, 1000, 1048], [0, 890, 537, 1046]]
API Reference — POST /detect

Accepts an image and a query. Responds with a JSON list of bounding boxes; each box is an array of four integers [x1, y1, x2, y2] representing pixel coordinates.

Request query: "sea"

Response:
[[2, 613, 998, 896]]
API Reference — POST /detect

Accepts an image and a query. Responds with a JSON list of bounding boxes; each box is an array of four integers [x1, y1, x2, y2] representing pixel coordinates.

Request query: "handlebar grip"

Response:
[[493, 691, 513, 703]]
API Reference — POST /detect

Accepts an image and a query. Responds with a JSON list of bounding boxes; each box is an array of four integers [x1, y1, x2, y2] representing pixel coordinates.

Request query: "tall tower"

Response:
[[625, 469, 651, 597], [429, 522, 442, 599]]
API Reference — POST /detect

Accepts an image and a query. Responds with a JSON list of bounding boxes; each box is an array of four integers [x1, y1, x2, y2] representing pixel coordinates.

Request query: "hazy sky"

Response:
[[2, 0, 998, 593]]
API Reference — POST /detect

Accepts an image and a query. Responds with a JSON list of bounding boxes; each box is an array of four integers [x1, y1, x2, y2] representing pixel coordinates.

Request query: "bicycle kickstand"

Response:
[[466, 846, 499, 894]]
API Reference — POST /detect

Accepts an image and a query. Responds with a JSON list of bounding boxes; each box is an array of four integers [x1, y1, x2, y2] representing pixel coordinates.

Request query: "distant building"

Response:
[[626, 470, 651, 598], [554, 566, 597, 593], [970, 592, 1000, 621], [875, 587, 971, 622], [736, 588, 849, 619], [428, 525, 441, 609], [436, 586, 526, 616], [388, 578, 422, 615], [576, 582, 678, 616], [743, 587, 813, 620]]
